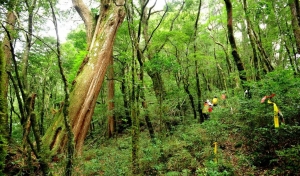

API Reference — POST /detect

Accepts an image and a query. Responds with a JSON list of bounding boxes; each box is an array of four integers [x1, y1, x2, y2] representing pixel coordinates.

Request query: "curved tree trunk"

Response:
[[72, 0, 95, 48], [42, 0, 126, 155]]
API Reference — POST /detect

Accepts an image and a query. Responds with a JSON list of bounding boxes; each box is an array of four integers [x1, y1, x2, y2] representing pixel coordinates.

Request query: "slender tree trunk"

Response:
[[213, 46, 227, 91], [183, 79, 197, 120], [253, 24, 274, 73], [224, 0, 247, 87], [22, 0, 37, 91], [202, 73, 211, 91], [289, 0, 300, 54], [107, 55, 115, 138], [193, 0, 204, 123], [42, 0, 126, 155], [195, 61, 204, 122], [49, 0, 73, 174], [242, 0, 260, 80], [120, 65, 131, 128], [272, 2, 298, 74], [39, 81, 46, 135], [131, 57, 140, 175], [126, 0, 157, 140]]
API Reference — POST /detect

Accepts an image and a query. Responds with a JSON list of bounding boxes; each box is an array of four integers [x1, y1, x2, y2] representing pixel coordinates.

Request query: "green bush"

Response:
[[247, 125, 300, 175]]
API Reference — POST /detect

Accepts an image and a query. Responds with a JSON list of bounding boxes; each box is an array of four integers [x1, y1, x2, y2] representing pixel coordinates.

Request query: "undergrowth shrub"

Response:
[[166, 149, 197, 172], [196, 160, 233, 176], [247, 125, 300, 175], [81, 137, 131, 176], [224, 69, 300, 175]]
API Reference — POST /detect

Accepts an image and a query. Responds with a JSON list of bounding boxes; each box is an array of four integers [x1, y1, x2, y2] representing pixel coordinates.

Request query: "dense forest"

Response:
[[1, 0, 300, 175]]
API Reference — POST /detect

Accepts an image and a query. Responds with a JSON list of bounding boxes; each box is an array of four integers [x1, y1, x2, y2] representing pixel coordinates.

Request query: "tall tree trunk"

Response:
[[242, 0, 260, 80], [0, 41, 8, 175], [107, 55, 115, 138], [272, 2, 298, 74], [131, 57, 140, 175], [193, 0, 204, 123], [42, 0, 126, 155], [183, 74, 197, 120], [1, 10, 17, 174], [49, 0, 73, 174], [126, 0, 158, 140], [289, 0, 300, 55], [2, 11, 16, 102], [1, 10, 17, 141], [120, 65, 131, 128], [224, 0, 247, 87], [213, 46, 228, 92], [22, 0, 37, 91]]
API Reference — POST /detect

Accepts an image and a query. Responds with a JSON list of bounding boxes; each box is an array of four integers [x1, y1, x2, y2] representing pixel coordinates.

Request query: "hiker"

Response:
[[221, 91, 226, 107], [202, 101, 210, 120], [221, 92, 226, 100], [212, 96, 218, 106], [244, 89, 252, 99], [207, 99, 213, 112]]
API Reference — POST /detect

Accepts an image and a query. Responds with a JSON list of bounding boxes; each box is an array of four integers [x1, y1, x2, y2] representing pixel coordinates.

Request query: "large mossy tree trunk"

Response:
[[42, 0, 125, 155], [1, 10, 17, 174], [0, 42, 8, 175]]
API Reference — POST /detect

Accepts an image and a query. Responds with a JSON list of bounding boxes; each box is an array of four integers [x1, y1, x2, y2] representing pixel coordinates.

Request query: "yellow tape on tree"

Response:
[[274, 103, 279, 128]]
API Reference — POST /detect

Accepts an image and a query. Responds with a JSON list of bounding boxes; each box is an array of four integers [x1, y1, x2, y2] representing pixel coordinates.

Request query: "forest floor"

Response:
[[4, 106, 294, 175]]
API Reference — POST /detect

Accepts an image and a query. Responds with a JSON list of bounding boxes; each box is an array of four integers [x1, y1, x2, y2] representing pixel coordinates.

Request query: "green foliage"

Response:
[[166, 149, 198, 171], [235, 69, 300, 174], [196, 160, 232, 176], [145, 54, 180, 73], [274, 144, 300, 174], [243, 69, 300, 126], [78, 137, 132, 176], [62, 29, 88, 83], [66, 29, 87, 50]]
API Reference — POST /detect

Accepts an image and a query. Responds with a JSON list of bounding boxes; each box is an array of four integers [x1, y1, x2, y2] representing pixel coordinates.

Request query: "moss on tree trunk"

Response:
[[0, 42, 8, 174]]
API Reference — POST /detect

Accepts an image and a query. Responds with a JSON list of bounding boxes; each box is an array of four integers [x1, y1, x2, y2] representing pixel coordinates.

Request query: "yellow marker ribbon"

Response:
[[274, 103, 279, 128], [213, 142, 218, 163], [267, 100, 279, 128]]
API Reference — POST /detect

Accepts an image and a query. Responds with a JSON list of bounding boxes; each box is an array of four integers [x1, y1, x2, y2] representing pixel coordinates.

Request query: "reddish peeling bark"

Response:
[[43, 1, 125, 155], [70, 2, 125, 154]]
